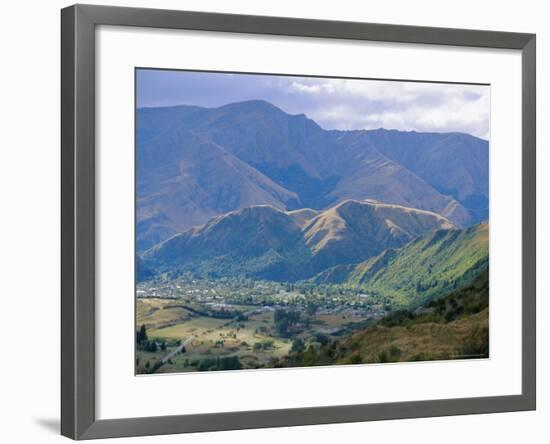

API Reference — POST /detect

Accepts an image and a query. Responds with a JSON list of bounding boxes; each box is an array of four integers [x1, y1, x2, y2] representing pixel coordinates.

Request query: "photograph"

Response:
[[0, 1, 541, 441], [134, 69, 490, 375]]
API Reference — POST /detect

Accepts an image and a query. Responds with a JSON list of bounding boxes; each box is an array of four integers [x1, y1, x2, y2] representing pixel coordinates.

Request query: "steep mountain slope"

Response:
[[303, 199, 455, 272], [312, 223, 488, 305], [142, 200, 454, 282], [359, 129, 489, 222], [143, 206, 311, 281], [137, 100, 487, 250], [318, 131, 472, 226], [136, 129, 299, 250], [183, 100, 324, 178]]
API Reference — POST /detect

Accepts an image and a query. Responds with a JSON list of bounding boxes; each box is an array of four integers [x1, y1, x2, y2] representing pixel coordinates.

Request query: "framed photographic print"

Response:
[[61, 4, 536, 440]]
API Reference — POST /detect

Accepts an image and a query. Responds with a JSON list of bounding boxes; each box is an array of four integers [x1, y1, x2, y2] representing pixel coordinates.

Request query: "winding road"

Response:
[[161, 335, 195, 363]]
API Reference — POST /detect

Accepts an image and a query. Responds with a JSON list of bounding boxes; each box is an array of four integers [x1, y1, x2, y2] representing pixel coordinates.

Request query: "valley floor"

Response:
[[135, 270, 488, 374]]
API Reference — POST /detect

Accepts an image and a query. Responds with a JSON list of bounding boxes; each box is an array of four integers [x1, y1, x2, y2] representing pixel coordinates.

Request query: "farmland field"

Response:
[[135, 276, 378, 374]]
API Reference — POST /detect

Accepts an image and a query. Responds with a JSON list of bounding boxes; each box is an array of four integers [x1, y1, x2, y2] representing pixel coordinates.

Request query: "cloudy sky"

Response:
[[137, 69, 490, 140]]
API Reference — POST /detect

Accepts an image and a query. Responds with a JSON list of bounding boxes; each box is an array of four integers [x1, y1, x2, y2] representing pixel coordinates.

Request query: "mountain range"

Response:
[[136, 100, 488, 251], [140, 199, 488, 288]]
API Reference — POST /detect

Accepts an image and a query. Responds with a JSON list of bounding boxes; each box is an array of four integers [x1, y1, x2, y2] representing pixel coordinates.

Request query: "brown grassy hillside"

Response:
[[277, 270, 489, 367]]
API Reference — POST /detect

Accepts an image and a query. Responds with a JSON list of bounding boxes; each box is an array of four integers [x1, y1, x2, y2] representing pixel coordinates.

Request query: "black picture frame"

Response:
[[61, 4, 536, 440]]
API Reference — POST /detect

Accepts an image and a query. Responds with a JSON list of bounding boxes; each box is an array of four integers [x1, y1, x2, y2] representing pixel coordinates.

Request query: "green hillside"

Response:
[[143, 205, 312, 281], [312, 223, 488, 306]]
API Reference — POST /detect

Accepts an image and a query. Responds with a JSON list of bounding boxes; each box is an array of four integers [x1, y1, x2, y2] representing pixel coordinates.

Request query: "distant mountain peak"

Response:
[[217, 99, 284, 113], [137, 99, 285, 116], [216, 100, 318, 126], [136, 100, 488, 250]]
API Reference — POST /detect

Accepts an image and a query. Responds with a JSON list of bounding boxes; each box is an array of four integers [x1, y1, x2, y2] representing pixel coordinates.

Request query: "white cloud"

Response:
[[278, 77, 490, 139], [290, 81, 322, 94]]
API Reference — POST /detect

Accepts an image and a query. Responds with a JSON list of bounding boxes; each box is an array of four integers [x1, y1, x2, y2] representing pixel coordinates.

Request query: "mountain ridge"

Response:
[[137, 100, 488, 251], [142, 200, 458, 283]]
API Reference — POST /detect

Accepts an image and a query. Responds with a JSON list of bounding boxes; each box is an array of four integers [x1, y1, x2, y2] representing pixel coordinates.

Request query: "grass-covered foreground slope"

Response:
[[311, 223, 488, 306], [278, 270, 489, 368]]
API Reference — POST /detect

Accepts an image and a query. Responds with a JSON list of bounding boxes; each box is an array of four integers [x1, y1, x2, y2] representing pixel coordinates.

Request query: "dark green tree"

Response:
[[137, 324, 148, 343], [291, 337, 305, 353]]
